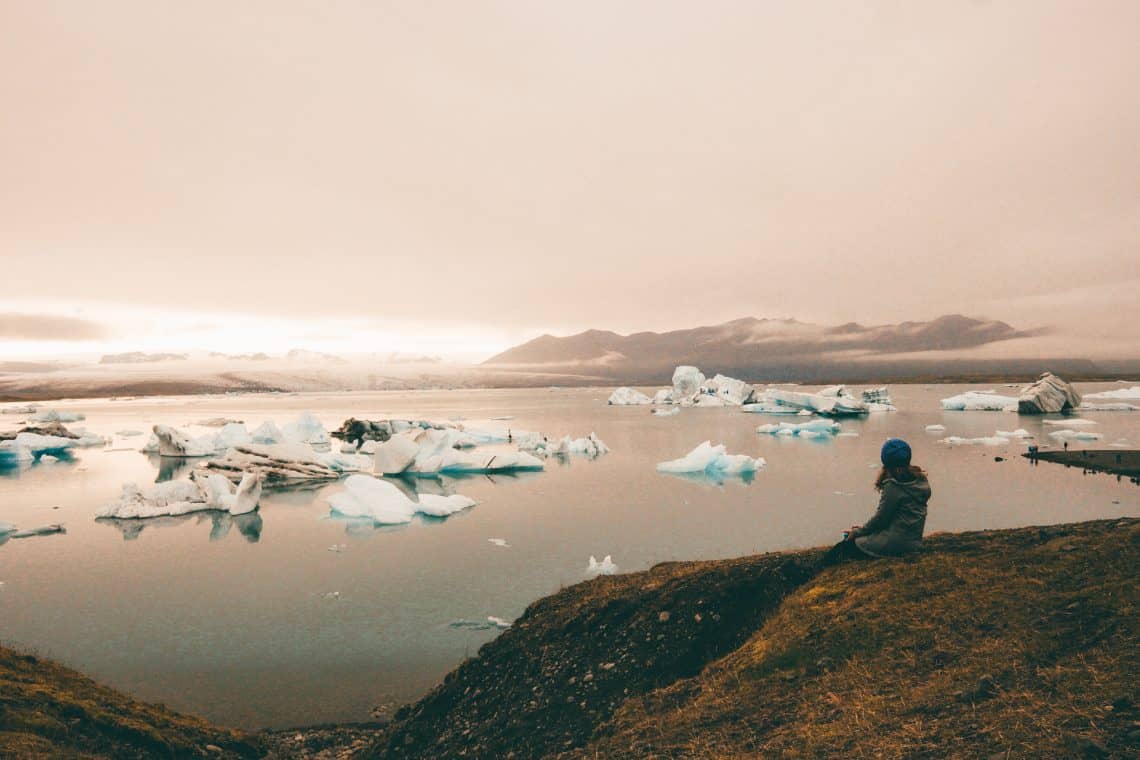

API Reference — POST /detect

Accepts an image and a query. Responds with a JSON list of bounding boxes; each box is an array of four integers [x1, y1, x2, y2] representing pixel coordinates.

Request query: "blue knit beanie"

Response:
[[881, 438, 912, 468]]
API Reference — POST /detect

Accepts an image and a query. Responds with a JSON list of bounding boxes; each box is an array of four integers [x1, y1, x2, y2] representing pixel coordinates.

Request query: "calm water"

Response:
[[1, 384, 1137, 729]]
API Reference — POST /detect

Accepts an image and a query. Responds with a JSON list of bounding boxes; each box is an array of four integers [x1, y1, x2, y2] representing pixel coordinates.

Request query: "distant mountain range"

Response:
[[482, 315, 1086, 383]]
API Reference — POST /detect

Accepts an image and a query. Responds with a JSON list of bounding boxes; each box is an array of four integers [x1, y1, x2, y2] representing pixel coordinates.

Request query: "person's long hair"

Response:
[[875, 464, 927, 492]]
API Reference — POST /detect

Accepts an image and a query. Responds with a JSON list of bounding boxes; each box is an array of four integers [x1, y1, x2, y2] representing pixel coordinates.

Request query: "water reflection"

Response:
[[96, 511, 263, 543], [657, 470, 757, 488], [150, 455, 197, 483]]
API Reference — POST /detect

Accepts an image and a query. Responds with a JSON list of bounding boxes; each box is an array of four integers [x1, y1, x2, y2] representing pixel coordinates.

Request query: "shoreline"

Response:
[[3, 517, 1136, 758]]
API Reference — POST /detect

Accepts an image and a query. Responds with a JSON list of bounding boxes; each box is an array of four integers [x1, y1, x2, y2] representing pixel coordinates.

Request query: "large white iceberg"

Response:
[[97, 472, 262, 519], [703, 374, 756, 406], [607, 387, 653, 406], [763, 387, 867, 417], [327, 474, 475, 524], [756, 420, 841, 438], [671, 366, 706, 402], [656, 441, 764, 475], [370, 428, 546, 477], [940, 392, 1018, 412], [1083, 386, 1140, 401]]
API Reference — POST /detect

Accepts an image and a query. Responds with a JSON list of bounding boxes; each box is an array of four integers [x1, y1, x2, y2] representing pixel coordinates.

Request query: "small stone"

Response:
[[204, 746, 223, 754], [602, 662, 615, 670], [1060, 544, 1078, 552], [694, 613, 703, 623], [583, 672, 593, 682], [657, 611, 671, 623]]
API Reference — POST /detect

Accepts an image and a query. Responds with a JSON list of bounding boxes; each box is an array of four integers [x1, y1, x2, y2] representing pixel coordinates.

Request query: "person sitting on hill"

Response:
[[821, 438, 931, 566]]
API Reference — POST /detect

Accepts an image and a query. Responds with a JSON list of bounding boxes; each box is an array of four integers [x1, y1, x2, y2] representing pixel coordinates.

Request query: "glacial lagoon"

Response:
[[1, 384, 1137, 729]]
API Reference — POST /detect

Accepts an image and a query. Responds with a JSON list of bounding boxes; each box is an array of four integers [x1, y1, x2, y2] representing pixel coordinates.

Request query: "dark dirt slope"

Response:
[[0, 648, 261, 759], [369, 518, 1138, 759], [368, 552, 817, 758]]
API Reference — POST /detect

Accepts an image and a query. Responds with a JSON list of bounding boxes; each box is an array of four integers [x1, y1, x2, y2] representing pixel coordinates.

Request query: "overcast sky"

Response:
[[1, 1, 1137, 360]]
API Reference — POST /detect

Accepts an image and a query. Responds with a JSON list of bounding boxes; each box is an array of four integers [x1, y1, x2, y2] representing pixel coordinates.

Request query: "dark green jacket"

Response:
[[854, 474, 930, 557]]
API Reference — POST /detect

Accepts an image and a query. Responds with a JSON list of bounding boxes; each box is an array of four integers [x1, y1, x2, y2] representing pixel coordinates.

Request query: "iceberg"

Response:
[[152, 424, 217, 457], [756, 419, 842, 437], [671, 366, 706, 403], [741, 402, 803, 415], [608, 387, 653, 405], [652, 406, 680, 416], [652, 389, 673, 405], [586, 555, 618, 577], [2, 524, 66, 539], [1, 404, 39, 415], [1017, 373, 1081, 414], [763, 387, 867, 417], [281, 412, 330, 446], [372, 435, 422, 476], [703, 374, 756, 405], [940, 392, 1018, 412], [97, 473, 262, 519], [29, 409, 85, 423], [204, 443, 345, 483], [1078, 402, 1139, 412], [0, 432, 77, 465], [327, 474, 475, 524], [691, 394, 726, 408], [924, 424, 947, 432], [525, 432, 610, 458], [1083, 386, 1140, 401], [938, 436, 1009, 446], [1042, 418, 1096, 426], [656, 441, 764, 475], [995, 429, 1033, 439], [251, 421, 285, 444], [1047, 429, 1104, 441], [861, 387, 895, 411]]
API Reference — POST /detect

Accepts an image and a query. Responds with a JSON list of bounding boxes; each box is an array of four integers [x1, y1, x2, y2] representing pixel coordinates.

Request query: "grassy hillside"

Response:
[[0, 648, 261, 758], [369, 518, 1139, 759]]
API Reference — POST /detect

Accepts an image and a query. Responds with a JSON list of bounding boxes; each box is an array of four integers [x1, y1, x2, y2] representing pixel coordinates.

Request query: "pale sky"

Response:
[[1, 1, 1138, 360]]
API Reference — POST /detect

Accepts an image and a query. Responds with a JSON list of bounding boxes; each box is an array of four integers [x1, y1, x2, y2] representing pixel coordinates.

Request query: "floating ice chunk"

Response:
[[490, 415, 514, 421], [756, 419, 842, 437], [98, 480, 207, 519], [139, 434, 160, 453], [1109, 439, 1131, 448], [692, 394, 726, 408], [251, 421, 285, 444], [198, 417, 243, 427], [671, 366, 706, 402], [703, 374, 755, 405], [938, 436, 1009, 446], [372, 434, 421, 476], [608, 387, 653, 405], [527, 432, 610, 458], [327, 474, 475, 524], [657, 441, 764, 475], [1078, 402, 1139, 412], [995, 429, 1033, 439], [1, 404, 39, 415], [1017, 372, 1081, 414], [652, 406, 680, 416], [213, 422, 251, 450], [1047, 429, 1104, 441], [281, 412, 329, 446], [652, 389, 673, 405], [195, 472, 262, 515], [116, 430, 144, 437], [940, 392, 1018, 412], [924, 424, 947, 432], [1083, 386, 1140, 401], [740, 403, 801, 415], [204, 443, 343, 483], [835, 432, 860, 438], [487, 616, 512, 629], [0, 522, 17, 534], [764, 388, 866, 417], [586, 555, 618, 576], [0, 433, 77, 465], [152, 425, 216, 457], [1042, 418, 1097, 426], [431, 449, 544, 475], [30, 409, 85, 423], [488, 538, 510, 547], [861, 387, 895, 409], [6, 524, 65, 539], [327, 544, 347, 552]]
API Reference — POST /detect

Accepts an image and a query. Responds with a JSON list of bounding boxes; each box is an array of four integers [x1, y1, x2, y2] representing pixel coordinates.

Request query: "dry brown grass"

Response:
[[582, 521, 1138, 758]]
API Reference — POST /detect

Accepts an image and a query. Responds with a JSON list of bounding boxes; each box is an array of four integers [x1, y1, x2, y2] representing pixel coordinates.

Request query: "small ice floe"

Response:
[[488, 538, 510, 548], [116, 430, 144, 437], [740, 403, 802, 415], [487, 616, 512, 629], [756, 420, 841, 438], [657, 442, 764, 476], [924, 424, 947, 432], [327, 474, 476, 525], [1047, 429, 1104, 442], [98, 473, 262, 519], [524, 432, 609, 459], [651, 406, 680, 416], [490, 416, 514, 421], [2, 524, 66, 540], [586, 555, 618, 577], [995, 429, 1034, 440], [0, 432, 77, 465], [1042, 418, 1097, 426], [835, 432, 860, 438], [198, 417, 243, 427], [448, 618, 510, 631], [1083, 386, 1140, 401], [938, 436, 1009, 446], [1, 404, 39, 415], [940, 392, 1018, 412], [30, 409, 85, 423], [1078, 402, 1139, 412], [327, 544, 347, 552], [323, 591, 341, 600], [608, 387, 653, 405], [1109, 439, 1131, 448]]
